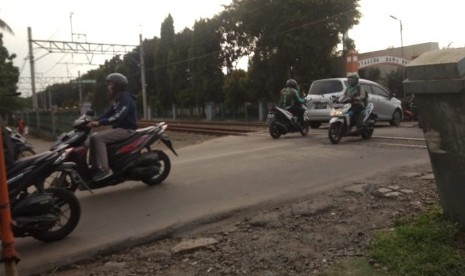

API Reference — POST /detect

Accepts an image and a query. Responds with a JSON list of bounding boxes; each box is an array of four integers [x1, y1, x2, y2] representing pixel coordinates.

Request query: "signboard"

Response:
[[359, 56, 410, 68]]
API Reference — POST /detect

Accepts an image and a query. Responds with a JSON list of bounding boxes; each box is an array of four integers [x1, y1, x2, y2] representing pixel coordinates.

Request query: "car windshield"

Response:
[[308, 80, 343, 95]]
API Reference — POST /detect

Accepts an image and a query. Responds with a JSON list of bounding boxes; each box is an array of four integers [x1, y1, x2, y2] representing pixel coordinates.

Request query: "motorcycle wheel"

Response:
[[328, 122, 343, 144], [269, 122, 282, 139], [17, 149, 35, 160], [31, 188, 81, 242], [361, 128, 374, 139], [142, 150, 171, 186]]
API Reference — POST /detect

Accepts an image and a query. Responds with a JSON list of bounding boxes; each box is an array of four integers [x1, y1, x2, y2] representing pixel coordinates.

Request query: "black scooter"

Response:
[[47, 111, 178, 192], [267, 104, 310, 139], [6, 146, 81, 242]]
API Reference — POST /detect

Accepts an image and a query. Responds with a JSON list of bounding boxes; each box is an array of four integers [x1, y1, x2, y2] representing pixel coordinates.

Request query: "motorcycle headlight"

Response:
[[330, 110, 342, 117]]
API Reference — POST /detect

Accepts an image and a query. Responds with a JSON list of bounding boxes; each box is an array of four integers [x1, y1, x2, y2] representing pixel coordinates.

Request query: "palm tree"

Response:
[[0, 19, 14, 35]]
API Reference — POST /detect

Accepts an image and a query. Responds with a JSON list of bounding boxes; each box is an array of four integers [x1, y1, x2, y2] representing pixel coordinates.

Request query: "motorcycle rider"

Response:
[[342, 73, 367, 132], [279, 79, 306, 128], [86, 73, 137, 181]]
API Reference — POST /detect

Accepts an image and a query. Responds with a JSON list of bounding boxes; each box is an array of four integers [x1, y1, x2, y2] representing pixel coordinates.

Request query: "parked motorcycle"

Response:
[[267, 104, 310, 139], [7, 146, 81, 242], [328, 97, 376, 144], [47, 111, 178, 192], [5, 126, 35, 160]]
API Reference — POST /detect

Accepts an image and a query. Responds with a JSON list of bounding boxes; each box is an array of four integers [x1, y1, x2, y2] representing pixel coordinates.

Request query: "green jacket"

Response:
[[343, 84, 367, 107], [279, 87, 305, 109]]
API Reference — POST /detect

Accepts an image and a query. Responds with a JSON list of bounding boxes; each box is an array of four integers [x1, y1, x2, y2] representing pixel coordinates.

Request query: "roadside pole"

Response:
[[0, 123, 19, 276]]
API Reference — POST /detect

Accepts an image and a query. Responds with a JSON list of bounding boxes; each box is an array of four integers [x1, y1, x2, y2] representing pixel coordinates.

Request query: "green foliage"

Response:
[[22, 1, 362, 118], [154, 15, 176, 113], [386, 68, 405, 99], [369, 205, 465, 276], [359, 67, 381, 83], [0, 33, 21, 116], [223, 69, 249, 109], [189, 18, 224, 107], [219, 0, 361, 102]]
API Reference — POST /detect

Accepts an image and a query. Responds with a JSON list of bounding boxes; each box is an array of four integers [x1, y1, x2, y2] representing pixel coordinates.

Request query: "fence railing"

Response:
[[18, 101, 269, 140]]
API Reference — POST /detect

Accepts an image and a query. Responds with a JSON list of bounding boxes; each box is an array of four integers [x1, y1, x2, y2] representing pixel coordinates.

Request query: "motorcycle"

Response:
[[327, 97, 376, 144], [267, 104, 310, 139], [7, 146, 81, 242], [5, 126, 35, 160], [47, 111, 178, 192]]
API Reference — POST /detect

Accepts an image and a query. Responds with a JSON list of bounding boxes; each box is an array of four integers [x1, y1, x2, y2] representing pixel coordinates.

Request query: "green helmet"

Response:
[[285, 79, 298, 90], [347, 73, 359, 86]]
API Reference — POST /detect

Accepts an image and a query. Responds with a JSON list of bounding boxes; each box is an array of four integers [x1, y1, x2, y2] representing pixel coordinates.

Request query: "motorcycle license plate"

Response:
[[314, 102, 327, 109]]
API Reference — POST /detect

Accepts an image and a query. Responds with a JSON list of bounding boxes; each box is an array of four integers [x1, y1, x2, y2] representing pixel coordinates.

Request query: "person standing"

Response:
[[16, 117, 25, 136]]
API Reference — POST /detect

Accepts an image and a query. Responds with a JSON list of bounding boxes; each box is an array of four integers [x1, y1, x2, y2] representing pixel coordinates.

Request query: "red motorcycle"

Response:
[[48, 111, 177, 192]]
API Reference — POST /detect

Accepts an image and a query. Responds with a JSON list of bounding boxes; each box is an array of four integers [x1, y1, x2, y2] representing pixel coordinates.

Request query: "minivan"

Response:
[[304, 78, 403, 128]]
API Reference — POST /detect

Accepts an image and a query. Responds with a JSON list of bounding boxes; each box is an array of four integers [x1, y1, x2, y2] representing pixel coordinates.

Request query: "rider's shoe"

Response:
[[92, 169, 112, 182]]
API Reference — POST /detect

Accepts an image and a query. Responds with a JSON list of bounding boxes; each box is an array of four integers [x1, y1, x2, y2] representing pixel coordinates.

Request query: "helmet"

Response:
[[347, 73, 359, 86], [285, 79, 298, 90], [106, 73, 128, 93]]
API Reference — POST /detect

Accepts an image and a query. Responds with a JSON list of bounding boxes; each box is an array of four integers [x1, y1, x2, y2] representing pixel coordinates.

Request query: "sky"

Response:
[[2, 0, 465, 96]]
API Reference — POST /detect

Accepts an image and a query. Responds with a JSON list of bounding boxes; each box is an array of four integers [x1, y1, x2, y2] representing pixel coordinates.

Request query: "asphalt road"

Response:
[[6, 123, 428, 275]]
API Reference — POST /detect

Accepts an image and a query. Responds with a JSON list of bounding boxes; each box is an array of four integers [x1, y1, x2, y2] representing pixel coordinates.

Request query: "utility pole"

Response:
[[139, 34, 147, 119], [27, 27, 38, 110]]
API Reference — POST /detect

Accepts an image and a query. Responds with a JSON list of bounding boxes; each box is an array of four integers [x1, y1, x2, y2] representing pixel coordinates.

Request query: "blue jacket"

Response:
[[97, 91, 137, 130]]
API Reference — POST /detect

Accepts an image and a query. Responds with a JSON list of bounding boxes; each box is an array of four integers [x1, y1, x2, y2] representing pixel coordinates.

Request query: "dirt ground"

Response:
[[40, 132, 438, 276]]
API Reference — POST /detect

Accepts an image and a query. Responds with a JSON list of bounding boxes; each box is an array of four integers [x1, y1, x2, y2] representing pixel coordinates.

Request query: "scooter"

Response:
[[5, 126, 35, 160], [6, 146, 81, 242], [267, 104, 310, 139], [47, 111, 178, 192], [327, 97, 376, 144]]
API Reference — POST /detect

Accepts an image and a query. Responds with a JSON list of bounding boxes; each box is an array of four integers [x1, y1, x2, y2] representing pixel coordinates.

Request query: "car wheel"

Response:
[[309, 121, 321, 129], [389, 109, 402, 126]]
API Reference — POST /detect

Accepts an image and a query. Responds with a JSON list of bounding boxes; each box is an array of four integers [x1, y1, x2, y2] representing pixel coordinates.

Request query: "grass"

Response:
[[321, 205, 465, 276]]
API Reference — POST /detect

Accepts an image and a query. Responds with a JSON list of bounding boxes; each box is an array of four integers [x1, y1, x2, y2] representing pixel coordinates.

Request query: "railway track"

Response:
[[137, 119, 266, 136], [137, 119, 427, 148]]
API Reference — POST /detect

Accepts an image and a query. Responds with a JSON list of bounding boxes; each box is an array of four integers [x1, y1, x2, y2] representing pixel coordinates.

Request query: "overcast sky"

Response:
[[2, 0, 465, 95]]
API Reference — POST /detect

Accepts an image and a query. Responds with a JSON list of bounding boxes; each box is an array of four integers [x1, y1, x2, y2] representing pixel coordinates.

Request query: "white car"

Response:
[[304, 78, 403, 128]]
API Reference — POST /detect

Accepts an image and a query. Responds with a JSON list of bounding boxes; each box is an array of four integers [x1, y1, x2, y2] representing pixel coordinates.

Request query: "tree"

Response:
[[188, 19, 224, 111], [219, 0, 361, 102], [0, 34, 20, 118], [154, 15, 176, 115], [223, 69, 249, 112], [386, 68, 405, 98]]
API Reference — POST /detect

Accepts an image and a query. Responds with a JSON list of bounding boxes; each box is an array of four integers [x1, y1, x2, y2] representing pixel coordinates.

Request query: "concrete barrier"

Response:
[[403, 47, 465, 225]]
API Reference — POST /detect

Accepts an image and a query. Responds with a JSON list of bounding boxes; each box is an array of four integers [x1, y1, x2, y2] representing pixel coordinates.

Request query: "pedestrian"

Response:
[[17, 117, 25, 136]]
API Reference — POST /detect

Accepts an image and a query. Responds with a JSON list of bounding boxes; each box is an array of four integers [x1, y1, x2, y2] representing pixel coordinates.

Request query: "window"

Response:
[[361, 83, 372, 95], [371, 85, 390, 98], [308, 80, 343, 95]]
